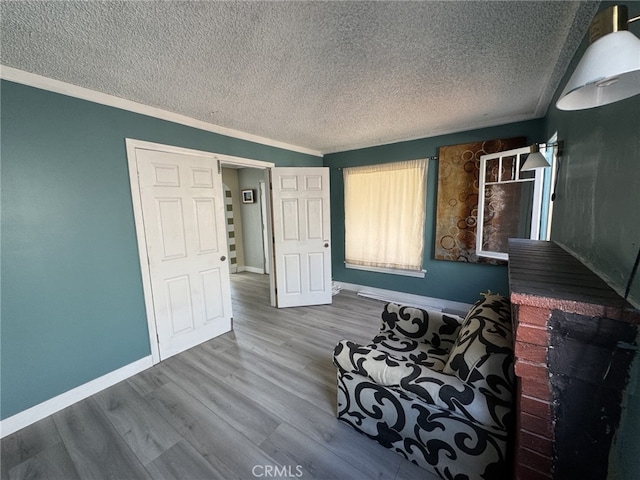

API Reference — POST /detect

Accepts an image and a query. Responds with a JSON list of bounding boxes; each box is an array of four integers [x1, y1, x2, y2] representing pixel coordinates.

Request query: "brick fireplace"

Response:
[[508, 239, 639, 480]]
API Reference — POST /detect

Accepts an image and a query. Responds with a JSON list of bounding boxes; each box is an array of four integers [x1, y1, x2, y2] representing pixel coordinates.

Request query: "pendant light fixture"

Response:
[[556, 5, 640, 111]]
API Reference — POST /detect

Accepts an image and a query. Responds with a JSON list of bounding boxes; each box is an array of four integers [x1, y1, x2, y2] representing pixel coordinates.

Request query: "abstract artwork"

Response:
[[434, 137, 526, 263]]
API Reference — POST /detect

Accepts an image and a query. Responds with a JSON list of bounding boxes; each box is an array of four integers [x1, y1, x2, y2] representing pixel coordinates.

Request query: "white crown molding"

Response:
[[0, 65, 323, 158], [0, 355, 153, 438]]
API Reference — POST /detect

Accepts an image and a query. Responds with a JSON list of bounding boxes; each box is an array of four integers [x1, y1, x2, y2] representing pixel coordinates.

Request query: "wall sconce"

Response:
[[556, 5, 640, 111], [521, 144, 552, 171]]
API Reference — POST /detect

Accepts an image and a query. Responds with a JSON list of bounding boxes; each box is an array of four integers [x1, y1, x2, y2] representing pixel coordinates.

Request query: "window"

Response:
[[344, 159, 427, 277], [476, 145, 553, 260]]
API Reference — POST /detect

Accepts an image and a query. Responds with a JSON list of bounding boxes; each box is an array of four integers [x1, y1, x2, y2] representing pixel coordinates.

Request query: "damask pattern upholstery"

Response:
[[333, 293, 514, 480]]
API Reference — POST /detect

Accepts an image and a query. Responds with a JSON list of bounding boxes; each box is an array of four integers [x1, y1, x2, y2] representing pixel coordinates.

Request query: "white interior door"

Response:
[[133, 146, 232, 361], [271, 167, 331, 307]]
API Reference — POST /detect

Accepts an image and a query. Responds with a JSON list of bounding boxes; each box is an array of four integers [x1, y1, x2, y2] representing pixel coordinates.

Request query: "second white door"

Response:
[[271, 167, 332, 307]]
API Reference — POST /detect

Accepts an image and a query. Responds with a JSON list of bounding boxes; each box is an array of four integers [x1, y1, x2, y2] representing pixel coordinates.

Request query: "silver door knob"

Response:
[[221, 255, 226, 261]]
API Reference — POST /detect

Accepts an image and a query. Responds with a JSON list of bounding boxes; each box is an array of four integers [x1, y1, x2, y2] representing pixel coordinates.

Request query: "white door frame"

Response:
[[126, 138, 276, 364]]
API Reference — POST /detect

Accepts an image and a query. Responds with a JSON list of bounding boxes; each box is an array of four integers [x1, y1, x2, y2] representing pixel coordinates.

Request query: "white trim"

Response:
[[0, 65, 322, 158], [219, 155, 274, 170], [126, 139, 163, 365], [240, 266, 265, 275], [477, 146, 546, 260], [345, 263, 426, 278], [335, 281, 472, 317], [0, 356, 153, 438]]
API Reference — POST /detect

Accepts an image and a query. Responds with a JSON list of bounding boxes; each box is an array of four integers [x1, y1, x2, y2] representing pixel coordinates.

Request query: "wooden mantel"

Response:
[[508, 239, 639, 480]]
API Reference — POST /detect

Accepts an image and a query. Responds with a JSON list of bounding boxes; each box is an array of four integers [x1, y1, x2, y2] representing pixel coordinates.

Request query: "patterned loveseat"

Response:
[[332, 293, 514, 480]]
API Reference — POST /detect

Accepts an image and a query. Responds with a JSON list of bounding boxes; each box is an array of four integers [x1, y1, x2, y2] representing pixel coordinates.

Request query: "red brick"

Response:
[[520, 377, 552, 402], [520, 429, 553, 457], [520, 447, 553, 475], [521, 412, 553, 437], [516, 324, 549, 346], [515, 342, 547, 364], [515, 361, 548, 383], [521, 395, 551, 419], [516, 463, 553, 480], [518, 306, 551, 327]]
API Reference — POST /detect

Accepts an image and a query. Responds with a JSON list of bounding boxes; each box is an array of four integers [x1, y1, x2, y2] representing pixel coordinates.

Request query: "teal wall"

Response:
[[543, 3, 640, 479], [545, 10, 640, 308], [0, 80, 321, 420], [324, 119, 545, 305]]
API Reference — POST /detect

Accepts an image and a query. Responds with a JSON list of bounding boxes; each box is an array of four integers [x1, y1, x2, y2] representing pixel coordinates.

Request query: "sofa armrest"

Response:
[[401, 365, 512, 430], [333, 340, 413, 386]]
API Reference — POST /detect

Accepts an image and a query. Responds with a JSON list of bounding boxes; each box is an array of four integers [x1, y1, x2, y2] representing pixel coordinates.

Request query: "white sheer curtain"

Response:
[[344, 159, 427, 272]]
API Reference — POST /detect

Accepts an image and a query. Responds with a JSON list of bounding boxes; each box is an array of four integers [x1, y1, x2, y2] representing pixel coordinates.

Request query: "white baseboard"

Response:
[[239, 266, 265, 275], [334, 281, 472, 317], [0, 355, 153, 438]]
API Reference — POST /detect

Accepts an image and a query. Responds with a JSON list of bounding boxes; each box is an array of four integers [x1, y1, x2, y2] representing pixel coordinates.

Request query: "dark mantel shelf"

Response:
[[508, 239, 640, 323]]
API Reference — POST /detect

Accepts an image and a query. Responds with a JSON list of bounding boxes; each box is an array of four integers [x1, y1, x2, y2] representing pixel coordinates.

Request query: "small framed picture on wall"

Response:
[[242, 189, 255, 204]]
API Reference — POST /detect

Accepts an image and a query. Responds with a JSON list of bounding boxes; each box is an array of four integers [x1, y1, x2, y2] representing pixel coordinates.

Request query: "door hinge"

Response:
[[217, 160, 221, 174]]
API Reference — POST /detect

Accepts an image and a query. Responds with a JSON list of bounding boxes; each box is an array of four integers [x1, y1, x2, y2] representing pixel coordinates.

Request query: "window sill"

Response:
[[345, 263, 426, 278]]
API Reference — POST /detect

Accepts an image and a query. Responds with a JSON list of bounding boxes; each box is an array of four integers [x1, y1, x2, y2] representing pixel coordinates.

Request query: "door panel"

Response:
[[135, 148, 232, 360], [271, 167, 331, 307]]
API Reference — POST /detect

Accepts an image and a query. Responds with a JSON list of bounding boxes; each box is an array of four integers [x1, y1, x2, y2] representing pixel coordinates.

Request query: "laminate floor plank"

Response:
[[221, 368, 403, 480], [2, 272, 438, 480], [6, 441, 80, 480], [161, 354, 281, 446], [259, 422, 371, 480], [1, 417, 63, 478], [230, 326, 315, 372], [126, 364, 173, 398], [93, 381, 183, 466], [143, 440, 227, 480], [176, 341, 240, 383], [144, 381, 281, 480], [52, 398, 151, 480], [217, 345, 337, 416]]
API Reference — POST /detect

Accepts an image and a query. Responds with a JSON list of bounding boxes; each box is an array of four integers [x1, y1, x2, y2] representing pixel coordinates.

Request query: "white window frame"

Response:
[[477, 146, 545, 261]]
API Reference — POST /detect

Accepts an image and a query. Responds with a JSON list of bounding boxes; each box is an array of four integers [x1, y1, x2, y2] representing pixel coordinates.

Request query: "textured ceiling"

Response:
[[0, 1, 598, 154]]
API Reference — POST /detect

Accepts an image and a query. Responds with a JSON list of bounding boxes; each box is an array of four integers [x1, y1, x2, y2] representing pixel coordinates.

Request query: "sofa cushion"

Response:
[[368, 330, 452, 372], [369, 304, 464, 372], [442, 293, 513, 392], [333, 340, 413, 386]]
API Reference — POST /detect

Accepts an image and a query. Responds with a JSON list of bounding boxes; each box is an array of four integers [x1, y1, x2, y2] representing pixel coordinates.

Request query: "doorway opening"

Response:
[[221, 164, 273, 308]]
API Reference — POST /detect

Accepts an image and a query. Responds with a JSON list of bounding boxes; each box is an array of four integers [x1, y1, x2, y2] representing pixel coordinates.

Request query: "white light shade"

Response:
[[521, 151, 551, 171], [556, 30, 640, 110]]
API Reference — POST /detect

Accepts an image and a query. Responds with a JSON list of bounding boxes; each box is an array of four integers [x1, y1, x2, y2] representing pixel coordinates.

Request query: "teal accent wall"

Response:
[[0, 80, 321, 420], [543, 3, 640, 479], [324, 119, 545, 305]]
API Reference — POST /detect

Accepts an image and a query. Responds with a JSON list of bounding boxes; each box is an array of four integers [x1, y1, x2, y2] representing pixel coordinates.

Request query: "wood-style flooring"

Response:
[[1, 273, 440, 480]]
